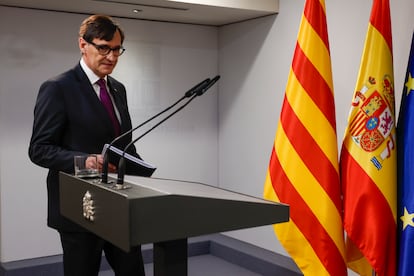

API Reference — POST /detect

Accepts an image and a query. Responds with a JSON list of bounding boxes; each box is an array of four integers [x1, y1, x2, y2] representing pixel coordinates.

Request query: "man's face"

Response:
[[79, 30, 122, 78]]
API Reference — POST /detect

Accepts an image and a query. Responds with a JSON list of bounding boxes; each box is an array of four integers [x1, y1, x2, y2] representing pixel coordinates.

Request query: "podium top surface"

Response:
[[110, 174, 278, 205]]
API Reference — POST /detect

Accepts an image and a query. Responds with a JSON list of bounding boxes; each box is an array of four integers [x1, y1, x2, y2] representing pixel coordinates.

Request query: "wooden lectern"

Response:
[[59, 172, 289, 275]]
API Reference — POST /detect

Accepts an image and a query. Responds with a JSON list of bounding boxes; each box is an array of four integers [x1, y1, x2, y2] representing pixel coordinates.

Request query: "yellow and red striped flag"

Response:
[[263, 0, 346, 275], [340, 0, 396, 275]]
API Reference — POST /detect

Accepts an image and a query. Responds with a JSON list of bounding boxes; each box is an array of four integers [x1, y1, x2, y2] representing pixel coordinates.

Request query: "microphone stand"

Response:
[[115, 75, 220, 189], [101, 78, 210, 183], [115, 94, 198, 189]]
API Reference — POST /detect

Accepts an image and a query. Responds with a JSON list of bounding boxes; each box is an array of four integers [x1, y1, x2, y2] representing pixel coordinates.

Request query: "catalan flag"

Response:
[[397, 32, 414, 276], [340, 0, 396, 275], [263, 0, 346, 275]]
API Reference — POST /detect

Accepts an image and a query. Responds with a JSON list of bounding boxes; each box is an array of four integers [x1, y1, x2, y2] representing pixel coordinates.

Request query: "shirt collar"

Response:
[[80, 58, 107, 85]]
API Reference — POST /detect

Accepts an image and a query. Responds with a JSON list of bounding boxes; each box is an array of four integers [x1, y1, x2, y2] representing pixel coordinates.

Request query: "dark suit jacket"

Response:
[[29, 63, 140, 231]]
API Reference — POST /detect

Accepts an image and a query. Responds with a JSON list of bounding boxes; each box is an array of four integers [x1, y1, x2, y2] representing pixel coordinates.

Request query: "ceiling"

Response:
[[0, 0, 279, 26]]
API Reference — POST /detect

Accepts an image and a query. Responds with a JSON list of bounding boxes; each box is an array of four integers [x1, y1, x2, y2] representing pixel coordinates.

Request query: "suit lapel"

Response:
[[107, 78, 129, 132]]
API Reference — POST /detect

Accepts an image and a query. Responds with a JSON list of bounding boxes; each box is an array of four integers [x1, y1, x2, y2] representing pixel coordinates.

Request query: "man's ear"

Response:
[[79, 37, 87, 54]]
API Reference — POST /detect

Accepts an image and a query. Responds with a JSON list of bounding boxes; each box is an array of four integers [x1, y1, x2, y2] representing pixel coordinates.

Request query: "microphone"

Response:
[[185, 78, 212, 97], [101, 77, 210, 183], [197, 75, 220, 96], [115, 75, 220, 188]]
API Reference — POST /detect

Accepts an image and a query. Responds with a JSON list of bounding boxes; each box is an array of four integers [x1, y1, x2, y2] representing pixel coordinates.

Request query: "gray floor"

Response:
[[99, 254, 261, 276]]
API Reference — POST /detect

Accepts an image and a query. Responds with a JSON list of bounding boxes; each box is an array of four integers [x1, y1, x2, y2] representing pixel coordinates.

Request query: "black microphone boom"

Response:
[[101, 77, 210, 183], [116, 75, 220, 187]]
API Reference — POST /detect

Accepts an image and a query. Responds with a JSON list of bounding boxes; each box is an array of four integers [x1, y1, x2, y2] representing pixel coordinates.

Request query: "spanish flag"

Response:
[[263, 0, 346, 275], [340, 0, 396, 275]]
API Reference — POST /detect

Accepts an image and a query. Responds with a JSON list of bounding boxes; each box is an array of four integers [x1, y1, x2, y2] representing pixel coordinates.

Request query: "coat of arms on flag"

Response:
[[348, 75, 395, 170]]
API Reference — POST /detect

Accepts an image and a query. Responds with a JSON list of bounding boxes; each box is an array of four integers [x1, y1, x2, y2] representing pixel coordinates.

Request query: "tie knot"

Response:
[[97, 79, 106, 88]]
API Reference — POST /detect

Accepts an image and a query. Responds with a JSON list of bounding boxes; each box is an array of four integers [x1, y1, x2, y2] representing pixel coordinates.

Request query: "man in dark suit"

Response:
[[29, 15, 146, 276]]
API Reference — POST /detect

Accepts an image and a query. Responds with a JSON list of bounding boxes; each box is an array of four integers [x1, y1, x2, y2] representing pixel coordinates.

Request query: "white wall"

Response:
[[0, 7, 218, 262], [1, 0, 414, 268], [218, 0, 414, 258]]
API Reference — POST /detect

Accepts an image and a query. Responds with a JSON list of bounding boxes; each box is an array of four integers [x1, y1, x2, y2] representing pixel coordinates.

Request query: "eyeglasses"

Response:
[[85, 39, 125, 57]]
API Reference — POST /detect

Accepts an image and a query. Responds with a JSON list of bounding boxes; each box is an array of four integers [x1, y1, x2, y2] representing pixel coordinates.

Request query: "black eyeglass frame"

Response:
[[84, 38, 126, 56]]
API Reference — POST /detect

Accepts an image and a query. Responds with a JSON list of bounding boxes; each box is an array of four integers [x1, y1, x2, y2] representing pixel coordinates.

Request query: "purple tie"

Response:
[[97, 79, 120, 136]]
